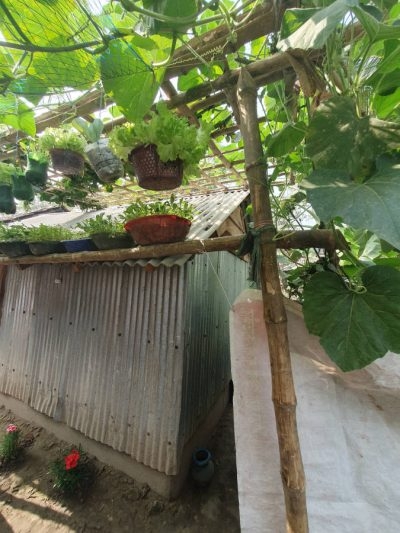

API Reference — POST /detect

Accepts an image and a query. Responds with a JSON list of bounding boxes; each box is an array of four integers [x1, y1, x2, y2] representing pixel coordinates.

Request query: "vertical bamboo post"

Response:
[[236, 68, 309, 532]]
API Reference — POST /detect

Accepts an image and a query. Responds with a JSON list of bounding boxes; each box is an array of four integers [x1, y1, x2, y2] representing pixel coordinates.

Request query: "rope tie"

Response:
[[236, 223, 276, 287]]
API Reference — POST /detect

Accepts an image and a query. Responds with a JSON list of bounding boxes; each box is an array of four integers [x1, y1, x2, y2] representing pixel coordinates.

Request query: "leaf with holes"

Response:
[[303, 266, 400, 371]]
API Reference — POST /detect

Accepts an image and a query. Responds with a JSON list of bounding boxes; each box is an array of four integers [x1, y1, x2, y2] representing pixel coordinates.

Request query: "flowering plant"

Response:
[[0, 423, 22, 465], [49, 445, 95, 495]]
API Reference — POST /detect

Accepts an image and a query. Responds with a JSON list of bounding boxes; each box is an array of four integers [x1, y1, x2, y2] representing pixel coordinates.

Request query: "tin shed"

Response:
[[0, 189, 249, 496]]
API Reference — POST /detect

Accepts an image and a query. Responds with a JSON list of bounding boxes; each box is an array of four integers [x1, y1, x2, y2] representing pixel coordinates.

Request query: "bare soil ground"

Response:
[[0, 405, 239, 533]]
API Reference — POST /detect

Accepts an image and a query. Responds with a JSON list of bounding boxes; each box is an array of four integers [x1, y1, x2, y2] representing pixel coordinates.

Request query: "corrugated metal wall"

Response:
[[0, 252, 249, 476], [0, 263, 187, 475], [180, 251, 249, 442]]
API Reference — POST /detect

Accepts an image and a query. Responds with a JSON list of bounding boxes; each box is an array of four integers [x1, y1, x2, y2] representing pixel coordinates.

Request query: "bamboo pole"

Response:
[[236, 68, 309, 532], [0, 230, 344, 266]]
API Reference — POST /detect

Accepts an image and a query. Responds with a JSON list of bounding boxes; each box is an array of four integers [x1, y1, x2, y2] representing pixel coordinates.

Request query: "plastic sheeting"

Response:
[[230, 289, 400, 533]]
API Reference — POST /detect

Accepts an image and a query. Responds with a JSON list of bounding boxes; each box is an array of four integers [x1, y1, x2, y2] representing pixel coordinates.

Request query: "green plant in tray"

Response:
[[76, 213, 126, 237], [0, 224, 30, 242], [26, 224, 76, 242], [124, 195, 195, 221]]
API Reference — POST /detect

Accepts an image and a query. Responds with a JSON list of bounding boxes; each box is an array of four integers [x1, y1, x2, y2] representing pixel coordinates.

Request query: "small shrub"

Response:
[[49, 446, 95, 496], [0, 423, 22, 466]]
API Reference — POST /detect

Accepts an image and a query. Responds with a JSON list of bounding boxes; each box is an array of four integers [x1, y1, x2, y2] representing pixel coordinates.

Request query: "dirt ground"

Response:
[[0, 405, 240, 533]]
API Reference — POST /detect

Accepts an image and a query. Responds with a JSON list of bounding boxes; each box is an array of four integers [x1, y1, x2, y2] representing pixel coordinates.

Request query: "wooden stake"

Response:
[[237, 68, 309, 532]]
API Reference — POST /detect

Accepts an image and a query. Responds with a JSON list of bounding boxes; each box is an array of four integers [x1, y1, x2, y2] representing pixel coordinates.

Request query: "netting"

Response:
[[0, 0, 152, 97]]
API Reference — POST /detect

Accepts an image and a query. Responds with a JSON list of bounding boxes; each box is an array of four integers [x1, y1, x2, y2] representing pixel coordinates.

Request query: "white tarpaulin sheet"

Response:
[[230, 289, 400, 533]]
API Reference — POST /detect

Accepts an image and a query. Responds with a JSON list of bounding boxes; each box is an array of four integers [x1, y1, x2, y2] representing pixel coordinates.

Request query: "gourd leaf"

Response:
[[303, 266, 400, 371], [302, 163, 400, 249], [0, 94, 35, 136], [266, 122, 306, 157], [100, 39, 163, 122], [278, 0, 357, 51], [305, 96, 400, 179]]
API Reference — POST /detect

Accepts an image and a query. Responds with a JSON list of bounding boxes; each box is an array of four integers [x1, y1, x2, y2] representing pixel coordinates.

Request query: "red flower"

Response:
[[6, 424, 18, 433], [64, 449, 80, 470]]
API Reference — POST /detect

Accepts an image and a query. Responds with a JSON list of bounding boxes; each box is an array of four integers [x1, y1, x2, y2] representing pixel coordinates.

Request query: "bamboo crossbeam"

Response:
[[0, 230, 344, 266]]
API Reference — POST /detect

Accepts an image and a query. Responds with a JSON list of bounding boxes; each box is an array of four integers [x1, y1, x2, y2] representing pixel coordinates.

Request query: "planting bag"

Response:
[[0, 184, 16, 214], [12, 173, 34, 201]]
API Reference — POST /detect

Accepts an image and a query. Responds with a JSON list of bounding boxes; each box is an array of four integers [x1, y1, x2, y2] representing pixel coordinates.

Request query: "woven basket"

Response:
[[124, 215, 191, 245], [50, 148, 85, 176], [129, 144, 183, 191]]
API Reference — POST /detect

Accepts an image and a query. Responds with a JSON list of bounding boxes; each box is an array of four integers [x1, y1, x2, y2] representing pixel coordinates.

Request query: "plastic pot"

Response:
[[124, 214, 191, 245], [28, 241, 66, 256], [90, 232, 134, 250], [61, 238, 97, 253], [25, 158, 48, 187], [50, 148, 85, 176], [0, 241, 31, 258], [86, 140, 124, 183]]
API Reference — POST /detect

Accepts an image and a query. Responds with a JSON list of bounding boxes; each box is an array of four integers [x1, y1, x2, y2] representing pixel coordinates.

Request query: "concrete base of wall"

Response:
[[0, 388, 228, 499]]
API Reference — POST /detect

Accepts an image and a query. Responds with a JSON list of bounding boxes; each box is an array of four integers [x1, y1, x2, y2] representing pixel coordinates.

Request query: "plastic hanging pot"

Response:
[[128, 144, 183, 191], [0, 184, 16, 214], [85, 140, 124, 183], [49, 148, 85, 176], [12, 173, 34, 201], [25, 158, 48, 187]]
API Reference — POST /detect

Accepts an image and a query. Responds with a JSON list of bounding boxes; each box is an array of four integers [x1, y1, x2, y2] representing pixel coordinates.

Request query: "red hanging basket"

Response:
[[128, 144, 183, 191], [50, 148, 85, 176], [124, 214, 191, 245]]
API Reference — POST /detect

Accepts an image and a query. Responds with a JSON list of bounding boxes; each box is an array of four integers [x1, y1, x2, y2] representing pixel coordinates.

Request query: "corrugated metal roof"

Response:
[[12, 189, 249, 268]]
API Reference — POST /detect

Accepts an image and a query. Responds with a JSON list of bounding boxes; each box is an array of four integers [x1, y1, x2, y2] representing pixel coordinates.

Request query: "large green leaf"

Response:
[[266, 122, 306, 157], [0, 94, 35, 136], [302, 164, 400, 249], [29, 44, 99, 90], [280, 8, 319, 39], [144, 0, 199, 34], [305, 96, 400, 179], [303, 266, 400, 371], [278, 0, 356, 50], [352, 6, 400, 42], [100, 39, 164, 122]]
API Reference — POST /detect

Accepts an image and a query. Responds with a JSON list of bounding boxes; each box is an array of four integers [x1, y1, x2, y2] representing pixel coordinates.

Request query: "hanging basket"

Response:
[[12, 173, 34, 201], [49, 148, 85, 176], [128, 144, 183, 191], [0, 184, 16, 214], [86, 140, 124, 183], [25, 158, 48, 187], [124, 214, 191, 245]]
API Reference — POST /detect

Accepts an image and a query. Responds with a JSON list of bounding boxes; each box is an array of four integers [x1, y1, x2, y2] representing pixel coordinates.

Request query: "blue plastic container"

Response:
[[61, 238, 97, 253]]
